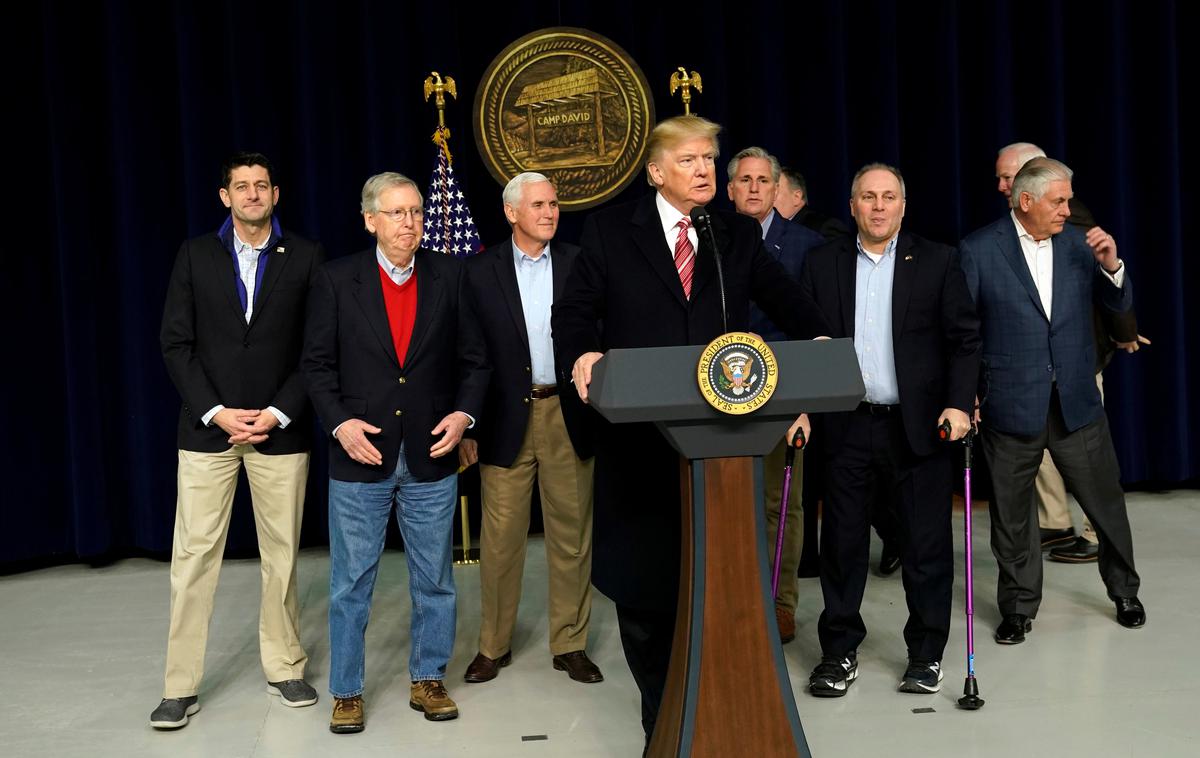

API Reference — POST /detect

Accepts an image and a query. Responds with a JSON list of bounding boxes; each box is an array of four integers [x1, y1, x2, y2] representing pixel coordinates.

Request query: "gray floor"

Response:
[[1, 491, 1198, 758]]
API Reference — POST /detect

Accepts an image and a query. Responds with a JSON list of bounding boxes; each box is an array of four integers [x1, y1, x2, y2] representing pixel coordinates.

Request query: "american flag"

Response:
[[422, 126, 483, 257]]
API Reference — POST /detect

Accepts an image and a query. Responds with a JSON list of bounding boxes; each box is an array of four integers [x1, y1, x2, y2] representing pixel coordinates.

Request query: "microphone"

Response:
[[689, 205, 727, 333]]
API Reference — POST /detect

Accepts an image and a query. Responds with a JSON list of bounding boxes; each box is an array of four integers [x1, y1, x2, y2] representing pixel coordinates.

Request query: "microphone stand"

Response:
[[690, 205, 727, 333]]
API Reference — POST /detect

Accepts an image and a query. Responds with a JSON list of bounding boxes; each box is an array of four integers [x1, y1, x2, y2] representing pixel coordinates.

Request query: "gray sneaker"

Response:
[[149, 696, 200, 729], [267, 679, 319, 707]]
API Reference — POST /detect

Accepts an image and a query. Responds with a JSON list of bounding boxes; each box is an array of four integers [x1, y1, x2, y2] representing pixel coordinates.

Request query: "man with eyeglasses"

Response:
[[303, 172, 489, 734], [154, 152, 325, 729]]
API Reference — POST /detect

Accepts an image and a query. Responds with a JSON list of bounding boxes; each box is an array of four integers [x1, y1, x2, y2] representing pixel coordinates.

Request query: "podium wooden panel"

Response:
[[648, 457, 806, 757], [588, 339, 865, 758]]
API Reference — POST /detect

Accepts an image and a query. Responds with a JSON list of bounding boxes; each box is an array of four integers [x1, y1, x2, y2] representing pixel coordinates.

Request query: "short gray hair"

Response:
[[1010, 157, 1073, 208], [360, 172, 422, 213], [998, 142, 1046, 169], [726, 146, 781, 183], [502, 172, 552, 207], [850, 162, 906, 199]]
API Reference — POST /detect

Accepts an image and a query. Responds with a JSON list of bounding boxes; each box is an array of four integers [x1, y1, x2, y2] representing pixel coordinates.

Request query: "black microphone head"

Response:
[[689, 205, 711, 230]]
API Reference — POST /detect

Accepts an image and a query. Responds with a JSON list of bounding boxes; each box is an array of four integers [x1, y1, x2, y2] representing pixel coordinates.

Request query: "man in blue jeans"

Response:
[[303, 171, 489, 733]]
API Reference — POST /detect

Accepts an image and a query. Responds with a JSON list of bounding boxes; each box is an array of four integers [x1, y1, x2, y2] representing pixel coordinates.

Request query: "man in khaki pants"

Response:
[[459, 173, 602, 685], [155, 152, 324, 728]]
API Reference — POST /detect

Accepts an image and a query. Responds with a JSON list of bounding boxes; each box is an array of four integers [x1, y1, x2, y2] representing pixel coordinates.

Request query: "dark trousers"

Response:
[[615, 603, 676, 741], [982, 388, 1139, 617], [818, 408, 954, 662]]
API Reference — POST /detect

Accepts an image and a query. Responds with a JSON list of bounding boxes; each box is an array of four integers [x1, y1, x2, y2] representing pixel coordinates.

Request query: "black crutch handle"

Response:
[[785, 426, 806, 466], [938, 418, 953, 441]]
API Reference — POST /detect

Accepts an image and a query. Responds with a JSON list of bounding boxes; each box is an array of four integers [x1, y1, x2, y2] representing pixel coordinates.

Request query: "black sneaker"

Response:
[[899, 660, 943, 693], [149, 696, 200, 729], [809, 653, 858, 697], [267, 679, 319, 707]]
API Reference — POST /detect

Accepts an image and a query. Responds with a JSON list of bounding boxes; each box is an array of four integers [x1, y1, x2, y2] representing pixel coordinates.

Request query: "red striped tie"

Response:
[[674, 217, 695, 299]]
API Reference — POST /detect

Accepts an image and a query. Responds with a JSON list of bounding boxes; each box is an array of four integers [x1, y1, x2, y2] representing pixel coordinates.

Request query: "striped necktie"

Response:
[[674, 217, 695, 299]]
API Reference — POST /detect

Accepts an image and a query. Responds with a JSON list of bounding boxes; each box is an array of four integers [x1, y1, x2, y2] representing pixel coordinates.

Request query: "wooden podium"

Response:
[[588, 339, 864, 758]]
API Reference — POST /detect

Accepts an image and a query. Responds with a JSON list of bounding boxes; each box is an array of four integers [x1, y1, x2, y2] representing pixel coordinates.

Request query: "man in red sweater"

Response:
[[303, 172, 489, 734]]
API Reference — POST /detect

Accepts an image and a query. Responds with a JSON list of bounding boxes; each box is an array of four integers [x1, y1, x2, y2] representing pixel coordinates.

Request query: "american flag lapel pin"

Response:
[[904, 254, 913, 261], [276, 246, 286, 253]]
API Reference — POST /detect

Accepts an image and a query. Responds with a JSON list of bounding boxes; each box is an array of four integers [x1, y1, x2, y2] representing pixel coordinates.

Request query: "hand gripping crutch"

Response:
[[771, 427, 807, 598], [939, 419, 985, 710]]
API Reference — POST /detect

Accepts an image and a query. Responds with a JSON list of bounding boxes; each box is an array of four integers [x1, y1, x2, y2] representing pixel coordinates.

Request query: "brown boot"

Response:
[[329, 695, 364, 734], [775, 604, 796, 644], [410, 680, 459, 721]]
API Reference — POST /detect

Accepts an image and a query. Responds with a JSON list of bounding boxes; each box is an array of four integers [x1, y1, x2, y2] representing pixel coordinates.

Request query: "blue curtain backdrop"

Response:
[[2, 0, 1194, 566]]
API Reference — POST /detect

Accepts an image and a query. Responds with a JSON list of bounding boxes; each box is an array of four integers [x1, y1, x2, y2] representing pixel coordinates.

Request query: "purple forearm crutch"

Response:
[[940, 418, 985, 710], [771, 427, 806, 599]]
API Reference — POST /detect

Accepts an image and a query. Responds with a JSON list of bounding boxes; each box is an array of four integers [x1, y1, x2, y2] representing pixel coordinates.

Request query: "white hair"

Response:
[[1010, 157, 1073, 208], [502, 172, 552, 207]]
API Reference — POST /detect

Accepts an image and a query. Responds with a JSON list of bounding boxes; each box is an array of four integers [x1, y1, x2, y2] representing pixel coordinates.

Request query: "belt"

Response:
[[856, 401, 899, 415], [530, 385, 558, 399]]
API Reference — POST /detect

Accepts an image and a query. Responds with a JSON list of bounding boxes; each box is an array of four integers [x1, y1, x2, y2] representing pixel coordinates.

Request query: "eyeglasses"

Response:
[[375, 207, 424, 221]]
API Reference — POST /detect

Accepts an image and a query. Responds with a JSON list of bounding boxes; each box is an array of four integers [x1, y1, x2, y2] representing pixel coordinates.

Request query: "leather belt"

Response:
[[856, 401, 899, 415], [530, 385, 558, 399]]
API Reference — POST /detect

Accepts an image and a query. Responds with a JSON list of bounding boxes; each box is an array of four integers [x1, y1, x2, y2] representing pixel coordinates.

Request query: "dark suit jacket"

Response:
[[792, 205, 851, 241], [160, 226, 324, 455], [464, 239, 596, 466], [959, 217, 1133, 437], [302, 247, 489, 482], [751, 212, 827, 341], [552, 193, 830, 610], [799, 232, 981, 458]]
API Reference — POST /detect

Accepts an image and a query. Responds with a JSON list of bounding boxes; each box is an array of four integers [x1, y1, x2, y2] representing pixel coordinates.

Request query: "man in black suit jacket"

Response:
[[552, 116, 829, 742], [459, 172, 602, 686], [776, 166, 852, 240], [794, 164, 980, 698], [155, 152, 324, 729], [726, 145, 826, 644], [302, 172, 488, 733]]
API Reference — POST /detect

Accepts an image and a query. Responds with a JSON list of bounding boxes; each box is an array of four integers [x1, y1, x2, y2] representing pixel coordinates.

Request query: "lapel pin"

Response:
[[904, 255, 913, 261], [276, 246, 286, 253]]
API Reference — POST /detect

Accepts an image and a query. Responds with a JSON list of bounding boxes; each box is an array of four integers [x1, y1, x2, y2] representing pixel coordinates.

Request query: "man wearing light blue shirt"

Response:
[[794, 163, 981, 697], [460, 173, 602, 686]]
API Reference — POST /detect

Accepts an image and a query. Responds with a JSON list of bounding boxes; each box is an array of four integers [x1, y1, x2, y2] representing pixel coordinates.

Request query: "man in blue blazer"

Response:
[[959, 157, 1144, 643], [726, 146, 826, 644]]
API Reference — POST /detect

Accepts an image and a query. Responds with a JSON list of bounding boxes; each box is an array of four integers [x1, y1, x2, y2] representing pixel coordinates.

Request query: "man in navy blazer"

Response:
[[459, 173, 602, 687], [959, 157, 1144, 643], [303, 172, 489, 732], [726, 146, 825, 644], [793, 164, 980, 697]]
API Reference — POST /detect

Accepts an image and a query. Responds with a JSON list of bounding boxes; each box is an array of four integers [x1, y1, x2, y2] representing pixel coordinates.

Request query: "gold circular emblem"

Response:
[[697, 333, 779, 416], [473, 27, 655, 211]]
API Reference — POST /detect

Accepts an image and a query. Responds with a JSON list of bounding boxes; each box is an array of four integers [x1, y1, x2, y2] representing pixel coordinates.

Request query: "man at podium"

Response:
[[552, 115, 830, 743]]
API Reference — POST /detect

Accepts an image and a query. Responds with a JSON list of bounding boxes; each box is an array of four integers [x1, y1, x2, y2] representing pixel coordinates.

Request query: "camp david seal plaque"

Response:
[[473, 27, 655, 211], [697, 333, 779, 416]]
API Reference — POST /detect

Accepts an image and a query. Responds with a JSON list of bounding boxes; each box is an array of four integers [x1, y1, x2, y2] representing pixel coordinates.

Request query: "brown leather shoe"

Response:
[[463, 650, 512, 683], [776, 604, 796, 644], [329, 695, 364, 734], [552, 651, 604, 683], [409, 680, 459, 721]]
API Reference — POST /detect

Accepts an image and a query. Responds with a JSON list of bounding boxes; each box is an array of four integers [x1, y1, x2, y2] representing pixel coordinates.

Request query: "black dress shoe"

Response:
[[878, 545, 901, 576], [1048, 536, 1099, 563], [994, 614, 1032, 644], [1114, 597, 1146, 628], [463, 651, 511, 683], [553, 651, 604, 683], [1039, 527, 1075, 549]]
